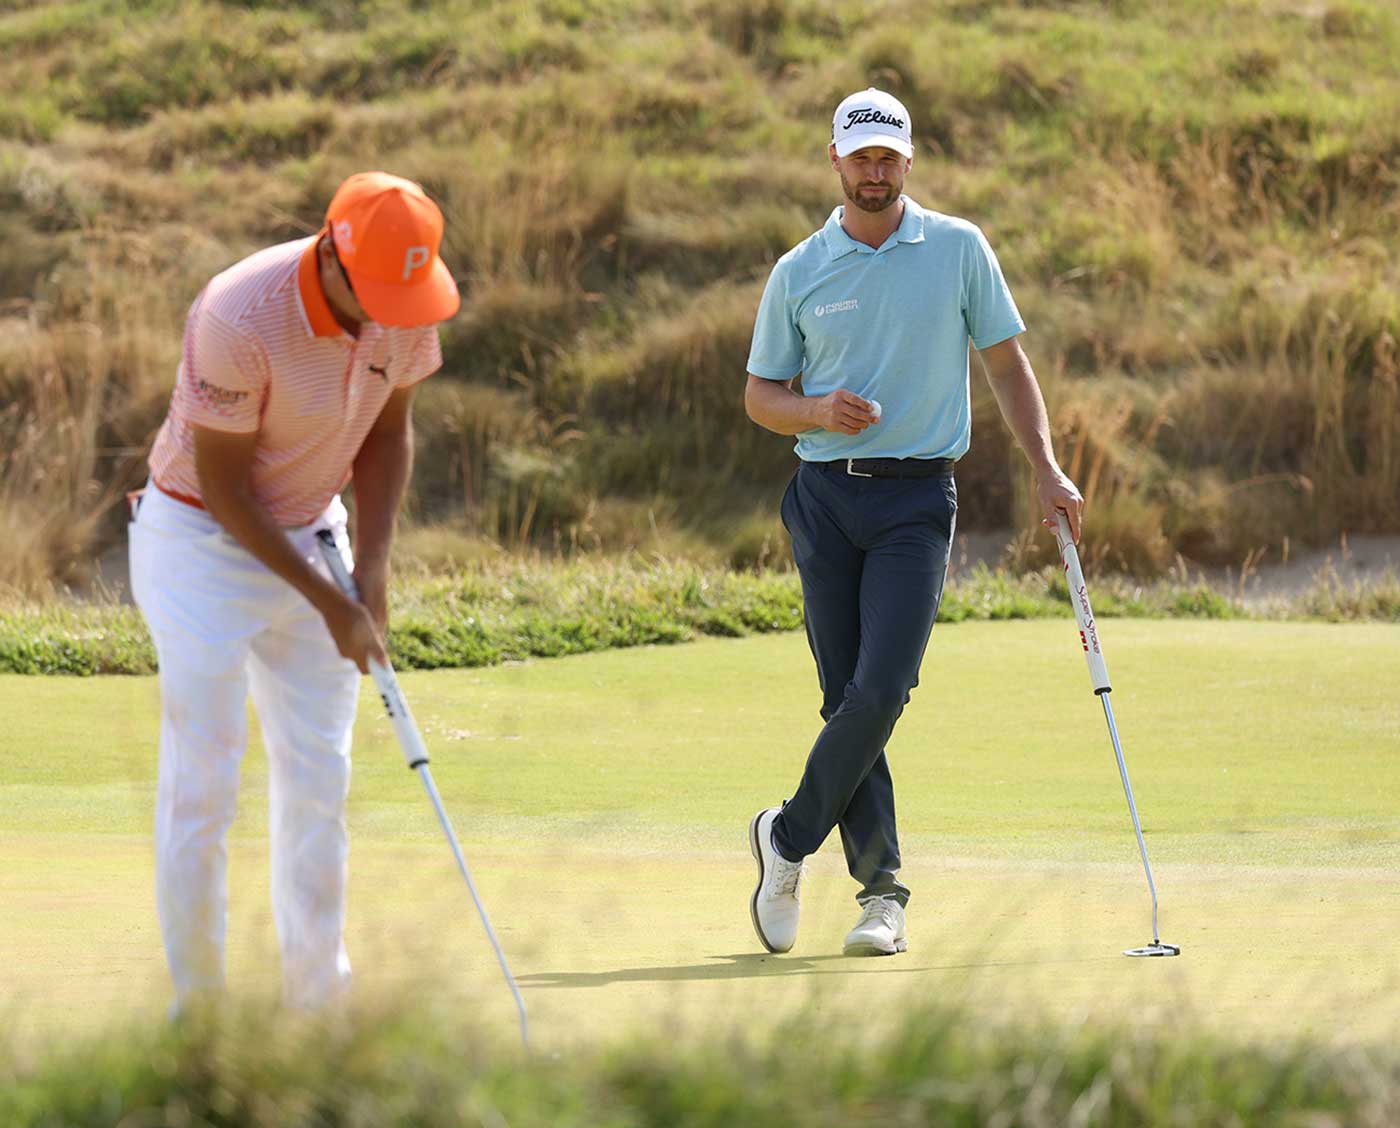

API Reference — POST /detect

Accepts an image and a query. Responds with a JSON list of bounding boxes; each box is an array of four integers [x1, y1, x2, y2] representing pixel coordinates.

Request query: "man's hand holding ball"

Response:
[[813, 390, 882, 435]]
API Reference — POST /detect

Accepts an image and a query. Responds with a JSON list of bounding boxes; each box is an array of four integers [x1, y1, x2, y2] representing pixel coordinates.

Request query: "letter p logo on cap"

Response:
[[402, 246, 430, 280]]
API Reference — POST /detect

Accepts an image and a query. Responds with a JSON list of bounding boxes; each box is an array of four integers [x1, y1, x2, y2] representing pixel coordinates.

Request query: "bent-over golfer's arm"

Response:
[[349, 385, 416, 633], [192, 425, 386, 672], [745, 374, 880, 436], [977, 336, 1084, 542]]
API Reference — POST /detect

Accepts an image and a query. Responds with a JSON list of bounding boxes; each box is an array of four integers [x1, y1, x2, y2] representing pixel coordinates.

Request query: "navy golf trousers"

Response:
[[771, 459, 957, 906]]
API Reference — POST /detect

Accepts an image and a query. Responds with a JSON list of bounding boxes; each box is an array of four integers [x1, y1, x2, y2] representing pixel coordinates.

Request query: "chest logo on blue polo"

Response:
[[814, 299, 859, 317]]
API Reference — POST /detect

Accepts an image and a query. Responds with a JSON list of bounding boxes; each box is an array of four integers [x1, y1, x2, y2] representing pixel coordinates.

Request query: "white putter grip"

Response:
[[314, 530, 430, 770], [1054, 512, 1111, 694]]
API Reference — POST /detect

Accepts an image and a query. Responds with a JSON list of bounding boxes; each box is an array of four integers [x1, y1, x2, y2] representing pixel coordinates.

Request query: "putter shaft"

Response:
[[1101, 692, 1160, 945], [1054, 513, 1177, 957], [417, 762, 530, 1050], [314, 529, 530, 1049]]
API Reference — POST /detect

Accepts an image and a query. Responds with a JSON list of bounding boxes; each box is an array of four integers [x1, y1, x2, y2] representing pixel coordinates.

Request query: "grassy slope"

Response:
[[2, 0, 1400, 588], [2, 622, 1398, 1052]]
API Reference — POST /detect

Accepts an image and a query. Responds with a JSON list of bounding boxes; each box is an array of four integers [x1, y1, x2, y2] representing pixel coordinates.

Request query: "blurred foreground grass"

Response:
[[2, 999, 1396, 1127]]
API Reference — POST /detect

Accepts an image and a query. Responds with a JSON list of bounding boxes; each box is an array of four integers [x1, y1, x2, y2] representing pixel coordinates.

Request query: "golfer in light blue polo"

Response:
[[745, 88, 1085, 958]]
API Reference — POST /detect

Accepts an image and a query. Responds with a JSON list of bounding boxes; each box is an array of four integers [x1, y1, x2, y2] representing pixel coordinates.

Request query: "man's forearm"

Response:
[[983, 350, 1059, 474], [350, 424, 412, 568], [746, 376, 818, 436]]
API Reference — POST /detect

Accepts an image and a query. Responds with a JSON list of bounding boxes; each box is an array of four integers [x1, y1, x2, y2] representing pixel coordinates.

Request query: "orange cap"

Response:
[[324, 171, 460, 328]]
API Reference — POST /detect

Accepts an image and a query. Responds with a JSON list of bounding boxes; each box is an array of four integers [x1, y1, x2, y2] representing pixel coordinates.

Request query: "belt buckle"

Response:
[[845, 458, 874, 478]]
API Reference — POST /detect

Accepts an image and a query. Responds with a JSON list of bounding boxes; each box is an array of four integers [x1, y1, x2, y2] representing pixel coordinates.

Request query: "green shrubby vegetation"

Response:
[[2, 1000, 1397, 1126], [3, 556, 1395, 676], [2, 0, 1399, 590]]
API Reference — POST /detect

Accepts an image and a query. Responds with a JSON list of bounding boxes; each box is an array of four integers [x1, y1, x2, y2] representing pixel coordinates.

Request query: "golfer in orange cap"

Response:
[[129, 171, 459, 1011]]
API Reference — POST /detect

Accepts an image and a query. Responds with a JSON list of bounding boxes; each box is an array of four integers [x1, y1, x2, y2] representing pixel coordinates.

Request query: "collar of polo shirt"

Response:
[[296, 236, 345, 339], [822, 197, 926, 260]]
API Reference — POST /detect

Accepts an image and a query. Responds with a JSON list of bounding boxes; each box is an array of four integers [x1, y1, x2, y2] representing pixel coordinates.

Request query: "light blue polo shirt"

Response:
[[746, 196, 1025, 462]]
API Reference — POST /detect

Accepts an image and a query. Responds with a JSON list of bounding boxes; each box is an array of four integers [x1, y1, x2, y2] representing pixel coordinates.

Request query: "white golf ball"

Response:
[[869, 399, 882, 420]]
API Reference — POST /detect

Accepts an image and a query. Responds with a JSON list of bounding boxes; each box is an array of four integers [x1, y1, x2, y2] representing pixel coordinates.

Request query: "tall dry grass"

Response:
[[0, 225, 187, 592], [2, 0, 1399, 591]]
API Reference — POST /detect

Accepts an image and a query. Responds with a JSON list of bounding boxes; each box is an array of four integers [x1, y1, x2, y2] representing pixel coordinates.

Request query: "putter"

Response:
[[315, 529, 532, 1047], [1054, 513, 1180, 958]]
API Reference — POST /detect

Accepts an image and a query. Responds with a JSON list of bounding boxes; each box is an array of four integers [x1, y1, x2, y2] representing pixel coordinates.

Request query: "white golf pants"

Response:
[[129, 484, 360, 1011]]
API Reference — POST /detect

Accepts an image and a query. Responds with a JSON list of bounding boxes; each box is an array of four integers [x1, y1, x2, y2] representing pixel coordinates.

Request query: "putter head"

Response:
[[1124, 942, 1181, 957]]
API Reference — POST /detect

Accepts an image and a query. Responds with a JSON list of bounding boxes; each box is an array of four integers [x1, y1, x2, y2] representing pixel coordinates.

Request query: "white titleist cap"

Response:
[[832, 88, 913, 158]]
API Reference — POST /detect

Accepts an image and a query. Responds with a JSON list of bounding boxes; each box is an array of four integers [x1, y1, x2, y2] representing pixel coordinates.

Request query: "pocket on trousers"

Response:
[[779, 471, 798, 532], [780, 468, 814, 564], [928, 476, 957, 541]]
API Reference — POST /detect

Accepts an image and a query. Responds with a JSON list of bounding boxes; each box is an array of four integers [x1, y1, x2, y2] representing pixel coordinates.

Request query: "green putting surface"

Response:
[[2, 621, 1398, 1049]]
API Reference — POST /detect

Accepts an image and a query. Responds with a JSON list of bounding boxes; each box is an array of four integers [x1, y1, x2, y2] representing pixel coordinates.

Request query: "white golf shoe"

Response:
[[749, 807, 806, 953], [842, 895, 907, 956]]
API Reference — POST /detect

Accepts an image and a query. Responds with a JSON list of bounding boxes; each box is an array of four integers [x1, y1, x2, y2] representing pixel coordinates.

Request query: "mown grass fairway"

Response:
[[2, 621, 1398, 1052]]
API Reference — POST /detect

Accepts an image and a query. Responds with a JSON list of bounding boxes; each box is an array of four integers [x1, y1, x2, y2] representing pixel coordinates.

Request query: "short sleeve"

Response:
[[179, 307, 269, 433], [397, 326, 443, 389], [962, 226, 1026, 351], [746, 261, 804, 381]]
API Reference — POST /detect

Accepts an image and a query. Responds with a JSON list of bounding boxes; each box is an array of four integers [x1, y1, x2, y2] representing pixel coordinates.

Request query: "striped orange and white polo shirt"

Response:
[[148, 236, 443, 526]]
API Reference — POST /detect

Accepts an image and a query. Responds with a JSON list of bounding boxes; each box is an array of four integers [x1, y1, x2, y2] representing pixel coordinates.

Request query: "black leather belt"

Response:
[[809, 457, 955, 480]]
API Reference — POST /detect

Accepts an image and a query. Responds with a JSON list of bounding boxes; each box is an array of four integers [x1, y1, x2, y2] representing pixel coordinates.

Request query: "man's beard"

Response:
[[841, 171, 899, 213]]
